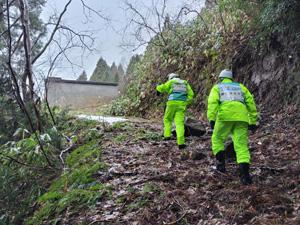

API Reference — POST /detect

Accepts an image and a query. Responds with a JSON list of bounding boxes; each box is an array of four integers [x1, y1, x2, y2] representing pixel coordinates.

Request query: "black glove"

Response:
[[248, 124, 258, 131], [210, 121, 215, 130], [156, 90, 161, 96]]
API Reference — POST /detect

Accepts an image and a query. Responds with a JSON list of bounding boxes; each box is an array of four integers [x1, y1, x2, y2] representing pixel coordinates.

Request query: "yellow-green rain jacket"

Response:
[[207, 78, 257, 125], [156, 78, 194, 105]]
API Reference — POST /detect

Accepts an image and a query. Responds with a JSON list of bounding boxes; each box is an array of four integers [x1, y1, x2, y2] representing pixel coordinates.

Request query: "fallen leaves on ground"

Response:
[[74, 109, 300, 225]]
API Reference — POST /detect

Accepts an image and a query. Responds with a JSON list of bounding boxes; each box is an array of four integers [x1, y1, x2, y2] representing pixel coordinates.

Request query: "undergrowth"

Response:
[[26, 139, 110, 225], [0, 108, 106, 224]]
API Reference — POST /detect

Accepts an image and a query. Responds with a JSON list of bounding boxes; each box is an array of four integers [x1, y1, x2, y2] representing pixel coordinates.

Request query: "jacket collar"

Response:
[[221, 78, 233, 83]]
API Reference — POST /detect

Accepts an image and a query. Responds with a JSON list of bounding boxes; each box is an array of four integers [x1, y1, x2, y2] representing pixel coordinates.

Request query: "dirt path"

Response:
[[82, 112, 300, 225]]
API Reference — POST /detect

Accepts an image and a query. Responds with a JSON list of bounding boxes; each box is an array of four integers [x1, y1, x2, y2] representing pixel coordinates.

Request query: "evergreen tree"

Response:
[[90, 58, 122, 83], [111, 62, 118, 76], [126, 55, 142, 77], [110, 62, 118, 83], [90, 57, 111, 82], [114, 73, 119, 83], [117, 64, 124, 76], [77, 70, 88, 81]]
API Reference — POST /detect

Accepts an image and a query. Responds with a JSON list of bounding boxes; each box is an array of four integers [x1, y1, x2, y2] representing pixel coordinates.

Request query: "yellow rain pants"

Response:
[[163, 101, 186, 145], [212, 120, 250, 163]]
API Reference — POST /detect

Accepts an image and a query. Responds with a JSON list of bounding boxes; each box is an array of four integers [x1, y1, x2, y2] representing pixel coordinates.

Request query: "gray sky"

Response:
[[40, 0, 205, 80]]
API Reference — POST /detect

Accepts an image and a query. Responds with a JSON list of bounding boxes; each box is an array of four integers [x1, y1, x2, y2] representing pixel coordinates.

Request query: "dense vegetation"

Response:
[[108, 0, 300, 117]]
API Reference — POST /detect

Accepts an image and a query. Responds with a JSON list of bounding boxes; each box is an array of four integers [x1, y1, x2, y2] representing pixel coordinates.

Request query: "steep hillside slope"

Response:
[[108, 0, 300, 118]]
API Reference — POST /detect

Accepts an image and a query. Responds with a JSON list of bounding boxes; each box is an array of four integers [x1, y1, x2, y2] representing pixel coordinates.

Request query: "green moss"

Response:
[[142, 183, 160, 194], [27, 186, 110, 225], [38, 191, 63, 202], [26, 202, 56, 225], [49, 162, 105, 193], [56, 189, 103, 213], [26, 140, 107, 224], [66, 140, 101, 168]]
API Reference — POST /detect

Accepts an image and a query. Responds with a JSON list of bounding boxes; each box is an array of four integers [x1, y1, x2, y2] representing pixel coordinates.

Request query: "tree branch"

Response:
[[32, 0, 72, 64]]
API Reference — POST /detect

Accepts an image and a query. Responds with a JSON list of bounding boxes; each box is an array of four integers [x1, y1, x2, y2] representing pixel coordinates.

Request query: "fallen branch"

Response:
[[59, 138, 76, 168]]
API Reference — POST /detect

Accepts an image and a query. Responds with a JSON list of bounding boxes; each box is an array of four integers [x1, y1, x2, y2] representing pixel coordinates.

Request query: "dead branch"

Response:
[[80, 0, 109, 21], [176, 6, 209, 31], [32, 0, 72, 64], [11, 31, 23, 55], [52, 39, 83, 69], [56, 24, 95, 51], [124, 0, 168, 47], [59, 139, 76, 168]]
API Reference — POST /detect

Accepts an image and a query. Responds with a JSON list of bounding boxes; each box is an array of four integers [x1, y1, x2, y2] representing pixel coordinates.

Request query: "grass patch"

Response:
[[126, 183, 162, 212], [112, 122, 135, 132], [112, 134, 128, 144], [135, 129, 162, 141]]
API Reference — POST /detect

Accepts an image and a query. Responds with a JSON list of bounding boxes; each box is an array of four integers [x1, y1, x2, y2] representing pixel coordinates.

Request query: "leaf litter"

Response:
[[74, 108, 299, 225]]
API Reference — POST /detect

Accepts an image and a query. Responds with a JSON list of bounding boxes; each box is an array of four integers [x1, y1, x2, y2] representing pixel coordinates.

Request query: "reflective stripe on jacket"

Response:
[[156, 78, 194, 105], [207, 78, 257, 124], [218, 82, 245, 103]]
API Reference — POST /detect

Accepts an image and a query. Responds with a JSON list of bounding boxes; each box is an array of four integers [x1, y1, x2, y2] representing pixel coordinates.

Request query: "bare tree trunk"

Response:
[[18, 0, 42, 132]]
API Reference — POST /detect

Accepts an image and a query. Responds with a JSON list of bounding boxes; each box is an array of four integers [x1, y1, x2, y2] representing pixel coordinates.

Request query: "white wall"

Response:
[[47, 79, 119, 109]]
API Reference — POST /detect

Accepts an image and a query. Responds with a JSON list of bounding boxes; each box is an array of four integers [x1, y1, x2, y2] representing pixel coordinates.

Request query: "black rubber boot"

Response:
[[216, 151, 226, 173], [239, 163, 252, 185], [178, 144, 186, 150]]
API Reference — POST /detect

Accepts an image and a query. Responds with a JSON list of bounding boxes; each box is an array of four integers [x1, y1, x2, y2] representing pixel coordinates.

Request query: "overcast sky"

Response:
[[40, 0, 205, 80]]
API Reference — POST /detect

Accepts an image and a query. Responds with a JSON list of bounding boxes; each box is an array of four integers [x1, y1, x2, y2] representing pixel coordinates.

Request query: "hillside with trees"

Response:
[[108, 0, 300, 117]]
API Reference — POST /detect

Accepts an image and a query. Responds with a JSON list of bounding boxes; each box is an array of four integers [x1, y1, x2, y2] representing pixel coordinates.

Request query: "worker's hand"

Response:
[[248, 124, 258, 132], [210, 121, 215, 130], [156, 90, 161, 96]]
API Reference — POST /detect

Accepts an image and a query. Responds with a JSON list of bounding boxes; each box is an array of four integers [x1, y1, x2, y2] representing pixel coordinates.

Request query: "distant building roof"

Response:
[[47, 77, 118, 86]]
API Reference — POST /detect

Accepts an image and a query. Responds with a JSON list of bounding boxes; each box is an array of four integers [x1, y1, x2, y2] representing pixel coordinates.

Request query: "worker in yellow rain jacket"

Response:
[[156, 73, 194, 149], [207, 69, 258, 185]]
